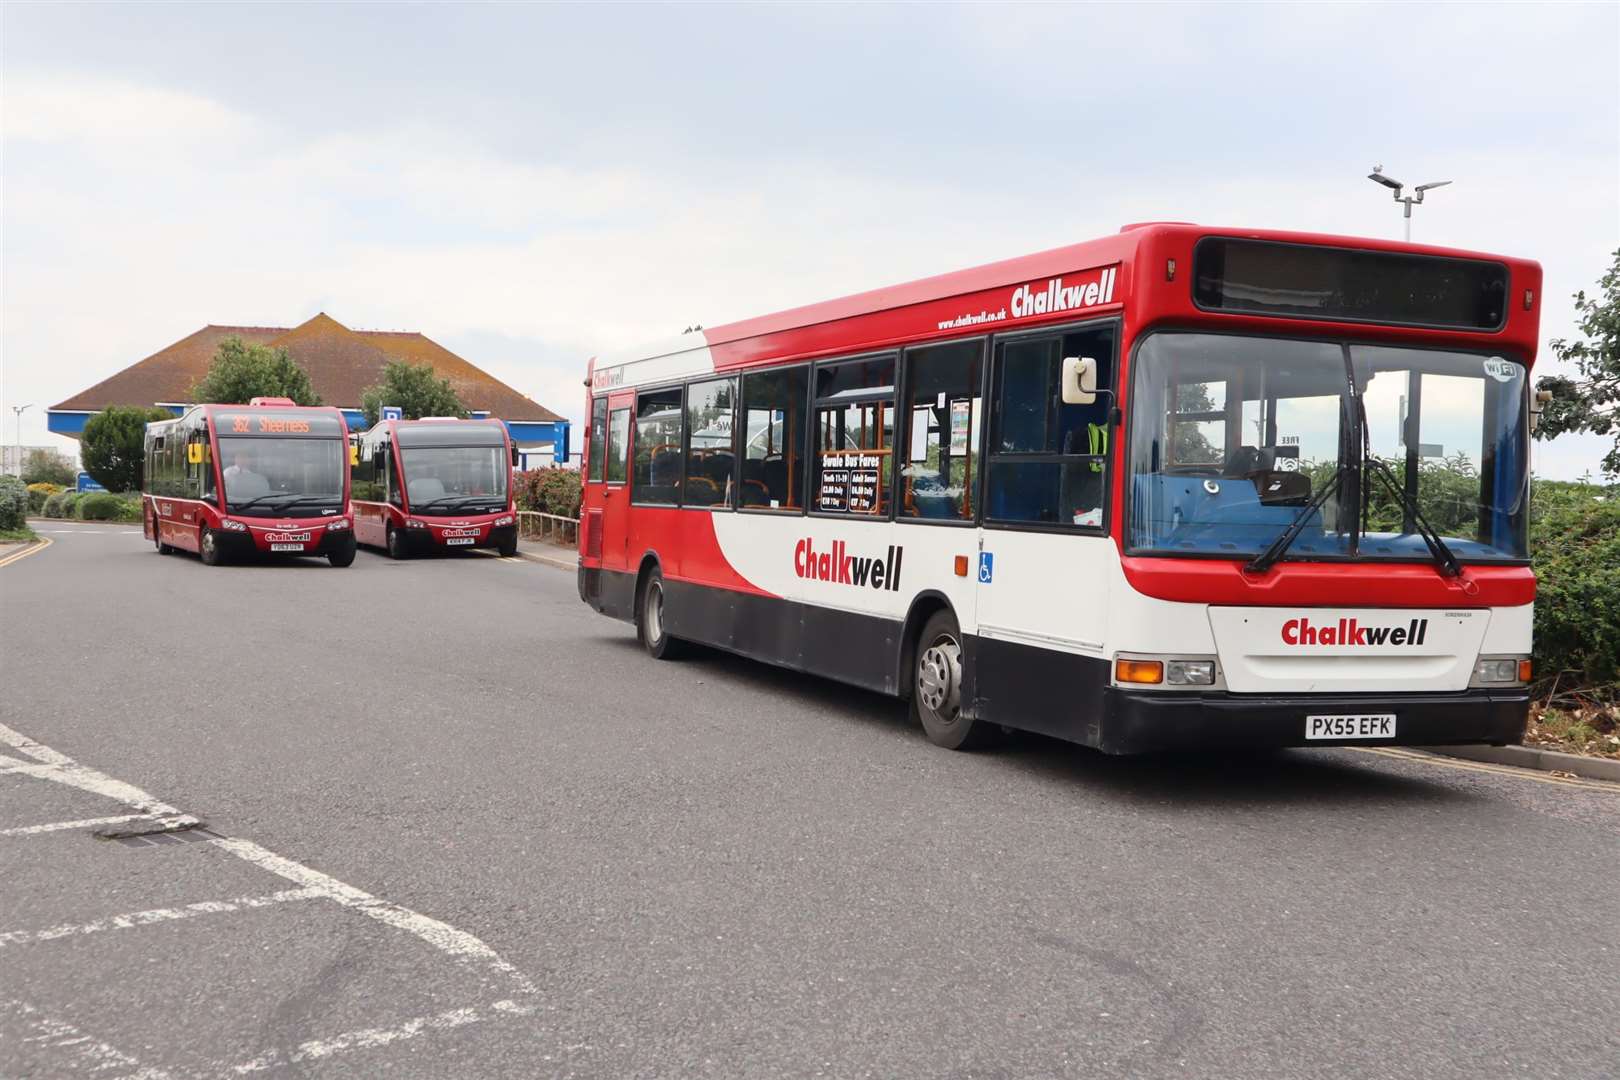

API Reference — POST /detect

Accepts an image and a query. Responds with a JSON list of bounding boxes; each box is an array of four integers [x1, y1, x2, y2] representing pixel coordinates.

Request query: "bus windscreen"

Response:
[[1193, 238, 1509, 331]]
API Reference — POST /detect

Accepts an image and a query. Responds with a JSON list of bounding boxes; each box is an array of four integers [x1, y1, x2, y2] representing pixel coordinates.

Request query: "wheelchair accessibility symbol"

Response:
[[978, 552, 994, 584]]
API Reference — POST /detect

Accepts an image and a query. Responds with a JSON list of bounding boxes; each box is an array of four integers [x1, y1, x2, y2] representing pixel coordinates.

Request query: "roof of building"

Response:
[[51, 313, 562, 423]]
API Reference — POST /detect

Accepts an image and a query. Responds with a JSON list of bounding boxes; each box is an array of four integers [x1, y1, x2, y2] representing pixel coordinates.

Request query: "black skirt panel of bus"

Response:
[[970, 635, 1111, 745]]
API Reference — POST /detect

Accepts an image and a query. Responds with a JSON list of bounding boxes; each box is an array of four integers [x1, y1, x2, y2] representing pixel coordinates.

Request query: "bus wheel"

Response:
[[328, 534, 357, 567], [637, 568, 687, 660], [386, 526, 409, 560], [153, 517, 172, 555], [496, 532, 518, 558], [199, 527, 224, 566], [913, 610, 995, 750]]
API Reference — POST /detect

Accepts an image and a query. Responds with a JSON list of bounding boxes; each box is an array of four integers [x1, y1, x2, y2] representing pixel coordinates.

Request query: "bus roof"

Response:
[[388, 417, 508, 448], [588, 223, 1542, 393]]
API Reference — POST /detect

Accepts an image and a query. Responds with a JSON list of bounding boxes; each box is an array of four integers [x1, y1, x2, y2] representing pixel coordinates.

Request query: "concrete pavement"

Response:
[[2, 529, 1617, 1078]]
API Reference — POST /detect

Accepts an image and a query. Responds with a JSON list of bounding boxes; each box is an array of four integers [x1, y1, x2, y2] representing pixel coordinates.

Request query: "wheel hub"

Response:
[[917, 636, 961, 719], [646, 583, 664, 643]]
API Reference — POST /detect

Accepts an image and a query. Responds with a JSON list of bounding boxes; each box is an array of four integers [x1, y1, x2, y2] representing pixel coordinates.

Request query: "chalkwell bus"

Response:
[[577, 224, 1542, 753], [351, 417, 519, 557], [143, 397, 356, 567]]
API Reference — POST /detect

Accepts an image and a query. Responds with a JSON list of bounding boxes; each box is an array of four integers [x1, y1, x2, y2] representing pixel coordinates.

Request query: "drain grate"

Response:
[[110, 826, 222, 848]]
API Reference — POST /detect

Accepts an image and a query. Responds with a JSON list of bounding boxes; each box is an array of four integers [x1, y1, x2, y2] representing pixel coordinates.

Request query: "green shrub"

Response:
[[78, 492, 127, 521], [514, 468, 581, 518], [1530, 480, 1620, 688], [0, 476, 27, 531], [43, 490, 84, 519], [26, 482, 63, 514], [21, 449, 75, 487]]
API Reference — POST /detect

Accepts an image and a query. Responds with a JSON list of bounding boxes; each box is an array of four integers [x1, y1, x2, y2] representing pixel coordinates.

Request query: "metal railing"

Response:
[[517, 510, 578, 546]]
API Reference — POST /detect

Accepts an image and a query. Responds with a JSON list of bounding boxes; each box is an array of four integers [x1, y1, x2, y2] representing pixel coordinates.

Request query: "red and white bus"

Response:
[[351, 417, 519, 558], [143, 397, 356, 567], [576, 224, 1542, 753]]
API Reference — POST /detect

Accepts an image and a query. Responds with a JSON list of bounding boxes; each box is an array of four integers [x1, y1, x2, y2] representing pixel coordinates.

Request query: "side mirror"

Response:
[[1529, 388, 1553, 435], [510, 442, 520, 468], [1062, 356, 1099, 405]]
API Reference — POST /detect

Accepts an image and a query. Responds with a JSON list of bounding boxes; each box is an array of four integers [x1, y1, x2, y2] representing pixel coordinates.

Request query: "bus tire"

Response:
[[912, 610, 995, 751], [152, 516, 172, 555], [386, 525, 409, 560], [637, 567, 688, 660], [496, 532, 518, 558], [328, 534, 357, 567], [199, 527, 224, 566]]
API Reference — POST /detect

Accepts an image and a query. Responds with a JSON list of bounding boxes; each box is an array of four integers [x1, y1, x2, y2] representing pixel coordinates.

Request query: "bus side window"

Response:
[[606, 408, 630, 484], [985, 324, 1116, 529], [588, 397, 608, 483], [812, 354, 895, 516], [632, 387, 683, 506], [740, 367, 808, 511], [900, 339, 983, 522], [385, 439, 403, 506]]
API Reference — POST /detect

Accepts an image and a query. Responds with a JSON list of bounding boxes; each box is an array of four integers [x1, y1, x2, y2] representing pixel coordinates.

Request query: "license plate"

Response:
[[270, 542, 305, 552], [445, 537, 476, 546], [1306, 714, 1397, 740]]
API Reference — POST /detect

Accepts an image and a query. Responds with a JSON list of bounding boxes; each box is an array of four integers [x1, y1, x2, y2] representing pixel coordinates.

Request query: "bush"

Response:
[[0, 476, 27, 531], [27, 482, 63, 513], [21, 449, 75, 487], [1530, 480, 1620, 688], [78, 492, 126, 521], [513, 468, 581, 518], [43, 490, 80, 518]]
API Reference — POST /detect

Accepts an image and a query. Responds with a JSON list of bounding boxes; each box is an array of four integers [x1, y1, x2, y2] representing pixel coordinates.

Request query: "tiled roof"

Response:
[[51, 313, 562, 423]]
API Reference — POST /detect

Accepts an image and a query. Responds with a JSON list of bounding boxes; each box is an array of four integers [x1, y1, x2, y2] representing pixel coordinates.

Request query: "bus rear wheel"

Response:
[[386, 526, 409, 560], [912, 610, 996, 750], [637, 568, 688, 660], [199, 527, 224, 566]]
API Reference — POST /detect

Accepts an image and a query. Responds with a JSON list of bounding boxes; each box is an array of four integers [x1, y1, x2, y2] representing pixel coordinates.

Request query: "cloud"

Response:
[[2, 73, 255, 146]]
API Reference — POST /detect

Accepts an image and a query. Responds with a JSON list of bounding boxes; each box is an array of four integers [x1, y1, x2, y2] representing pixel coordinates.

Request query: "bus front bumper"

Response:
[[1097, 686, 1529, 755]]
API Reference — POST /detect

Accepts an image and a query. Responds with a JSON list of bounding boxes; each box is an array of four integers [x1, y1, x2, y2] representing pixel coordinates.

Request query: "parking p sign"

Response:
[[381, 406, 403, 421]]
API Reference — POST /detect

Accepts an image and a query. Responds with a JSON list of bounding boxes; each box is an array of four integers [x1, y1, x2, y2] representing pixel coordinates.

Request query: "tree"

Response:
[[81, 406, 172, 493], [359, 360, 467, 425], [1535, 249, 1620, 476], [191, 336, 322, 406], [21, 448, 75, 487]]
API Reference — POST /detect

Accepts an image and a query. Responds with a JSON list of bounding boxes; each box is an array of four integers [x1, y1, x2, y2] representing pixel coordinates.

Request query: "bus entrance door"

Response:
[[597, 390, 636, 575]]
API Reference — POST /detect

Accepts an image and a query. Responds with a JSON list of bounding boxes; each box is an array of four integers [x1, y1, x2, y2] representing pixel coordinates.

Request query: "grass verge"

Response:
[[0, 525, 40, 543]]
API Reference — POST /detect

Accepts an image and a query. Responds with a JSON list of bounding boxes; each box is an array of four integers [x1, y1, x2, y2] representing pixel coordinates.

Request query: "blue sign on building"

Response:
[[381, 406, 404, 421], [76, 472, 106, 493]]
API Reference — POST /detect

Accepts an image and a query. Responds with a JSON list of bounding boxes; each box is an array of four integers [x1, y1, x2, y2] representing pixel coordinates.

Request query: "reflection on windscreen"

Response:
[[219, 437, 344, 514], [400, 447, 507, 510]]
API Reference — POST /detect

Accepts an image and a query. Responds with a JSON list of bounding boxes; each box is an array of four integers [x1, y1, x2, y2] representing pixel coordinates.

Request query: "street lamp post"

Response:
[[1366, 166, 1451, 242], [10, 404, 31, 478]]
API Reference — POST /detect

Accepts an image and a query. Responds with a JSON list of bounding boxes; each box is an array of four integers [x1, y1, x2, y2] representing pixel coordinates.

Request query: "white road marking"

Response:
[[2, 722, 541, 1076], [4, 998, 174, 1079], [229, 998, 538, 1074], [0, 812, 159, 837], [213, 837, 537, 994], [0, 887, 326, 948]]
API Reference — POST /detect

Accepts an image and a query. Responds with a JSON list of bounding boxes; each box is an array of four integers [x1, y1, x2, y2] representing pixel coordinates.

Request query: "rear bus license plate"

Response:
[[270, 542, 306, 552], [1306, 714, 1397, 740], [445, 537, 477, 546]]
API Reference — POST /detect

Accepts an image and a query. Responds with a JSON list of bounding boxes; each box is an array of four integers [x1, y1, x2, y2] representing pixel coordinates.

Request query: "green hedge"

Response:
[[78, 492, 126, 521], [0, 476, 26, 531], [1530, 481, 1620, 688]]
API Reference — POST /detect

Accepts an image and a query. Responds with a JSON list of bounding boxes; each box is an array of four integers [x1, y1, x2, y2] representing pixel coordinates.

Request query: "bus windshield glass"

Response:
[[1127, 332, 1528, 562], [218, 436, 345, 515], [400, 446, 508, 511]]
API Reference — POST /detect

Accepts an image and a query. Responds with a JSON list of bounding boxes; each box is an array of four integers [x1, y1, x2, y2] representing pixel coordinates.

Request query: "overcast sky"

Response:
[[3, 2, 1617, 478]]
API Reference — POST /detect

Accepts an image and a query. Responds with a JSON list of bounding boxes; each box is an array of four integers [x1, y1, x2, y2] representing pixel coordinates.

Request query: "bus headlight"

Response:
[[494, 515, 513, 527], [1166, 660, 1216, 686], [1474, 657, 1529, 685], [407, 519, 426, 529], [219, 518, 247, 532], [326, 517, 350, 531]]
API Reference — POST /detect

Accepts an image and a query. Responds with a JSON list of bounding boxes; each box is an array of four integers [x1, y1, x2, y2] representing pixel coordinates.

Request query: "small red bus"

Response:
[[577, 223, 1542, 754], [350, 417, 519, 558], [142, 397, 356, 567]]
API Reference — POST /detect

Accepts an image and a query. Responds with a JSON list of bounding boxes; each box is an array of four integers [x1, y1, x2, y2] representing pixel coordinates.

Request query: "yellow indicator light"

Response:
[[953, 555, 969, 577], [1518, 659, 1533, 683], [1116, 659, 1164, 685]]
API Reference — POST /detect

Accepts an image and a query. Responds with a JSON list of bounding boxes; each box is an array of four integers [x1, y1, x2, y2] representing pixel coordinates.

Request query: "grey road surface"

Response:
[[2, 529, 1617, 1079]]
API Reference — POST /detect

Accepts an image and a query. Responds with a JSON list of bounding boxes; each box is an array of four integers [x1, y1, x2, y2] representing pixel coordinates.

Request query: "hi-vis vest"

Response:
[[1087, 422, 1107, 471]]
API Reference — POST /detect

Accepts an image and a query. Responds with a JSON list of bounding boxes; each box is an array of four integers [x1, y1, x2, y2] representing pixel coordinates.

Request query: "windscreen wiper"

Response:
[[1244, 464, 1349, 575], [410, 496, 467, 514], [1355, 397, 1462, 578], [229, 492, 299, 512]]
